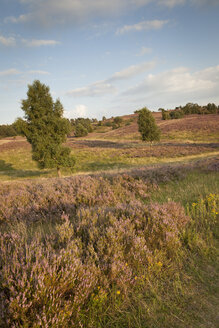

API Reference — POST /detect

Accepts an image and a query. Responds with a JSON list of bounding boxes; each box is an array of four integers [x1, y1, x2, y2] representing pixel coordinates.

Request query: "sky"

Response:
[[0, 0, 219, 124]]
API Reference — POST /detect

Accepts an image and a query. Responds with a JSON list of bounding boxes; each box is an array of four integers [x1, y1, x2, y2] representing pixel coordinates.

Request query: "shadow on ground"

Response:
[[67, 139, 219, 150], [0, 159, 49, 178]]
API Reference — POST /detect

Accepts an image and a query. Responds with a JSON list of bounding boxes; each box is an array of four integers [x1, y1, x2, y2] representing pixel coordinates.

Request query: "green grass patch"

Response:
[[162, 130, 219, 142], [149, 170, 219, 206], [0, 141, 218, 180]]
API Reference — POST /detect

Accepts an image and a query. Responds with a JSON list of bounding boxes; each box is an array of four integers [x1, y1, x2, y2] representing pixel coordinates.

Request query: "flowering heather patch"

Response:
[[67, 140, 219, 159], [0, 163, 218, 327], [160, 114, 219, 133], [0, 199, 189, 327], [0, 164, 187, 224]]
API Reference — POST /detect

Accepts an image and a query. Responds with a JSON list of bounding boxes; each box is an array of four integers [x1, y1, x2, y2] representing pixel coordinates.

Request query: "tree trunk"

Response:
[[57, 167, 61, 178]]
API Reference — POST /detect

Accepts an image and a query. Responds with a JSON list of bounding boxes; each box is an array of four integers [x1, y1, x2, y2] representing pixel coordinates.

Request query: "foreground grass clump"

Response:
[[0, 161, 218, 327]]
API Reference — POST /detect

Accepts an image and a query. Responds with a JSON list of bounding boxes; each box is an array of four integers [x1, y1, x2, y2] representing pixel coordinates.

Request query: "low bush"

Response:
[[0, 165, 218, 327], [0, 191, 218, 327], [0, 200, 189, 327]]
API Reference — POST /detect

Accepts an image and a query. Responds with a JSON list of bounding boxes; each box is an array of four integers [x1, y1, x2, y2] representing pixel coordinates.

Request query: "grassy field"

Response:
[[0, 113, 218, 327]]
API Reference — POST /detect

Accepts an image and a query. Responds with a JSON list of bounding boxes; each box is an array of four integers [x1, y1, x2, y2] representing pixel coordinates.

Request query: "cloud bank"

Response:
[[5, 0, 217, 28], [121, 65, 219, 108], [67, 61, 155, 97]]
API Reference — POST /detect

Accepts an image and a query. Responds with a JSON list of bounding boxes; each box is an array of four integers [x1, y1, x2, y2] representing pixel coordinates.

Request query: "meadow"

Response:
[[0, 113, 218, 180], [0, 112, 218, 327]]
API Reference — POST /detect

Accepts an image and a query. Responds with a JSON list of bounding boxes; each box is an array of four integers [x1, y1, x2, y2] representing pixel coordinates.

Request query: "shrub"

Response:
[[72, 118, 93, 136], [0, 199, 189, 327], [160, 109, 170, 120], [169, 110, 184, 119], [0, 168, 217, 327], [74, 123, 88, 137], [113, 116, 122, 126], [137, 107, 160, 142], [104, 121, 112, 127]]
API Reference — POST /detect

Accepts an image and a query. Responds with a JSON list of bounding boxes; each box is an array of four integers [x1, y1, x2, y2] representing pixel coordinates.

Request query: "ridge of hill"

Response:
[[84, 112, 219, 142]]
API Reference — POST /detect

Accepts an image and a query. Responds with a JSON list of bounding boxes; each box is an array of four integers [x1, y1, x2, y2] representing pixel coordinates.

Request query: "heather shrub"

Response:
[[0, 164, 218, 327], [0, 164, 188, 226], [0, 199, 190, 327], [0, 171, 161, 223]]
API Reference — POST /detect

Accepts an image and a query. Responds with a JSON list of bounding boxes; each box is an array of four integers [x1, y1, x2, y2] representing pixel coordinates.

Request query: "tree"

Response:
[[137, 107, 160, 143], [113, 116, 123, 128], [74, 123, 88, 137], [15, 80, 75, 177]]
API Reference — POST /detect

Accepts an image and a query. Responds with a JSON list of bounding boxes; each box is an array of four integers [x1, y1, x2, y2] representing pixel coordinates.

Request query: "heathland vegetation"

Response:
[[0, 82, 218, 327]]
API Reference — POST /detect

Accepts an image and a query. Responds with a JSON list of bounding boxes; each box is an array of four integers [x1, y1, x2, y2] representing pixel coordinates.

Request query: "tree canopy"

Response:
[[15, 80, 75, 176], [137, 107, 160, 142]]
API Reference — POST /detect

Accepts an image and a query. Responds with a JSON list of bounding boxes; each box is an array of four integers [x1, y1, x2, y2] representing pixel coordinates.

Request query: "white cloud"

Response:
[[121, 65, 219, 107], [0, 34, 60, 47], [108, 61, 156, 81], [65, 104, 88, 118], [0, 35, 16, 46], [67, 81, 116, 97], [0, 69, 21, 77], [116, 20, 169, 34], [4, 0, 169, 27], [4, 14, 32, 24], [136, 47, 152, 56], [67, 61, 155, 97], [0, 68, 50, 78], [4, 0, 218, 28], [6, 0, 145, 26], [194, 65, 219, 82], [22, 39, 60, 47], [27, 70, 50, 75]]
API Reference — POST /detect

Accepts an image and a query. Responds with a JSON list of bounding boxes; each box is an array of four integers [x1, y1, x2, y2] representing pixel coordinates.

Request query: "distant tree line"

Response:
[[159, 103, 219, 120], [0, 124, 17, 138], [159, 102, 218, 120]]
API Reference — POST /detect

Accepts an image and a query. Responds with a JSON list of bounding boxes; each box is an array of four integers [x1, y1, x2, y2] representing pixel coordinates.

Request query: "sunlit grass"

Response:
[[0, 138, 218, 180], [162, 130, 219, 142], [149, 170, 219, 207]]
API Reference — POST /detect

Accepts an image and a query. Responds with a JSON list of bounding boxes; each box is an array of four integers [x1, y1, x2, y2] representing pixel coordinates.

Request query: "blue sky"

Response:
[[0, 0, 219, 124]]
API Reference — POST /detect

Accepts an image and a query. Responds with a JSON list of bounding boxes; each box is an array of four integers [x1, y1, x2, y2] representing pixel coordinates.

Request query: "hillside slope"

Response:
[[87, 113, 219, 142]]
